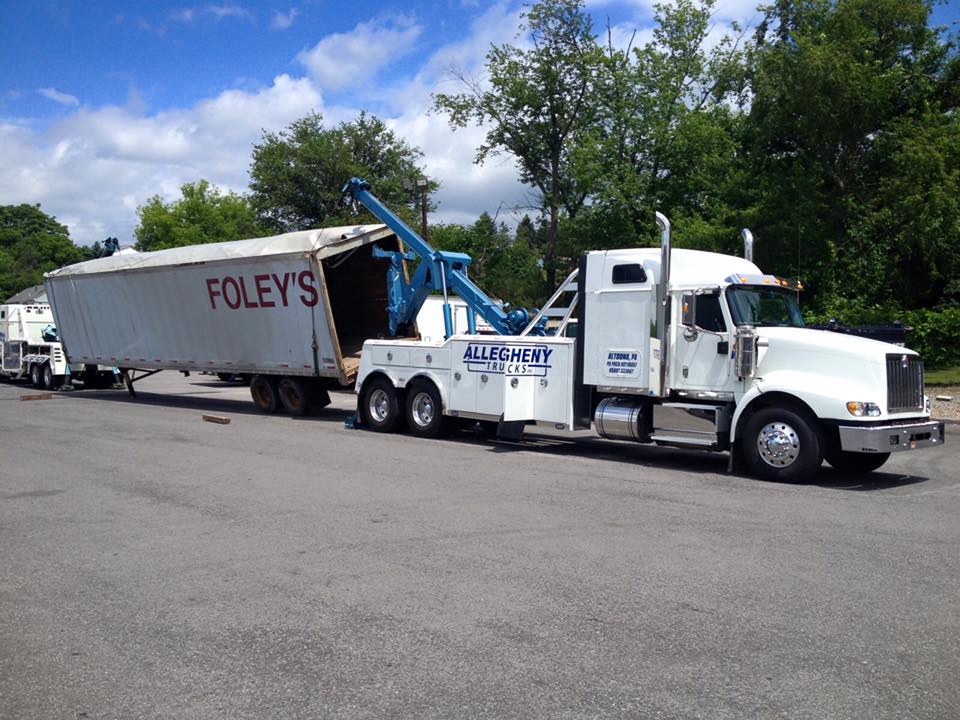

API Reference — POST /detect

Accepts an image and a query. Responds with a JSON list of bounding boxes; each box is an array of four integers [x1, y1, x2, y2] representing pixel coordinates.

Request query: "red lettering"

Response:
[[272, 273, 291, 307], [254, 274, 275, 308], [298, 271, 319, 307], [222, 276, 242, 309], [238, 276, 256, 308], [206, 278, 221, 309]]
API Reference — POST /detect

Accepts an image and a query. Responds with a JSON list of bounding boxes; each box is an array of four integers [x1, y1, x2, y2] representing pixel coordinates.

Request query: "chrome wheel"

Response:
[[368, 388, 391, 423], [757, 422, 799, 468], [410, 391, 435, 428]]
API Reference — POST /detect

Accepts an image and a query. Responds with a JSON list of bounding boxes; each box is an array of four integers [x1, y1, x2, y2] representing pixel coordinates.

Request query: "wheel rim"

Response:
[[410, 391, 435, 428], [757, 422, 800, 468], [368, 388, 390, 422], [252, 381, 272, 408], [280, 383, 303, 411]]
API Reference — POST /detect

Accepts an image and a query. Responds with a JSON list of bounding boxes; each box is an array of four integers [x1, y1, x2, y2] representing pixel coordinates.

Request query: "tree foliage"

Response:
[[135, 180, 265, 252], [0, 204, 84, 301], [249, 111, 429, 233], [434, 0, 604, 286]]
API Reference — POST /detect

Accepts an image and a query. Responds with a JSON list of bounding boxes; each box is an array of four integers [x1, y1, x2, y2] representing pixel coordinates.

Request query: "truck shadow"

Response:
[[462, 429, 930, 491], [60, 388, 931, 491]]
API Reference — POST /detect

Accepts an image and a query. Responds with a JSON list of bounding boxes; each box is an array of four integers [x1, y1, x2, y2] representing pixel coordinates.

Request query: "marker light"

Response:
[[846, 401, 881, 417]]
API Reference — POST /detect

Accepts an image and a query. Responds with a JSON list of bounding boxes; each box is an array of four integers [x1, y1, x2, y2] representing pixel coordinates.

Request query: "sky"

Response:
[[1, 0, 958, 247]]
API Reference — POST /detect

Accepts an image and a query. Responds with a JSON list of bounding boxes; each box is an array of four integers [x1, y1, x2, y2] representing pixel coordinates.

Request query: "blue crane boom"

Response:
[[341, 177, 543, 338]]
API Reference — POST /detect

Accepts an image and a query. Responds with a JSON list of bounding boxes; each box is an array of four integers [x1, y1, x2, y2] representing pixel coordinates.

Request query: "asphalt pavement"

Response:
[[1, 374, 958, 719]]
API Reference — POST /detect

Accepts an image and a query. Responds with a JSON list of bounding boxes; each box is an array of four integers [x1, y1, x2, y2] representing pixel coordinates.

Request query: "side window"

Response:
[[695, 294, 726, 332], [0, 310, 5, 319], [612, 263, 647, 284]]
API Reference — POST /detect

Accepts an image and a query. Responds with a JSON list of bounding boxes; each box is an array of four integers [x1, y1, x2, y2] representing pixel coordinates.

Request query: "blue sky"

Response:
[[1, 0, 957, 246]]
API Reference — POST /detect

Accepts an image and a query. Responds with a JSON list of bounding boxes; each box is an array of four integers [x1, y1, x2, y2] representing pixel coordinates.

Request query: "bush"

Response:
[[804, 303, 960, 368]]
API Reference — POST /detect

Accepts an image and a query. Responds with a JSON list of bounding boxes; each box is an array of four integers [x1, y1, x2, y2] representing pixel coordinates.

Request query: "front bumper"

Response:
[[838, 420, 945, 454]]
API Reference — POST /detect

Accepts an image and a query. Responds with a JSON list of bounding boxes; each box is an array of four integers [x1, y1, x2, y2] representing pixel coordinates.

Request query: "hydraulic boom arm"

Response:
[[341, 178, 542, 338]]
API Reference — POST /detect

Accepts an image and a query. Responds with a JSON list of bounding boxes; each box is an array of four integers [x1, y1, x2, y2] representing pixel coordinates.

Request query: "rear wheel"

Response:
[[741, 406, 822, 483], [249, 375, 279, 414], [824, 447, 890, 474], [216, 372, 234, 382], [42, 364, 60, 390], [278, 377, 309, 416], [361, 376, 401, 432], [29, 364, 43, 389], [404, 380, 446, 438]]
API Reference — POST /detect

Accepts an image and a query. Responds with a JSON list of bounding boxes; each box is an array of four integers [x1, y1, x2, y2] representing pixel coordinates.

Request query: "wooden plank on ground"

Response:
[[202, 414, 231, 425]]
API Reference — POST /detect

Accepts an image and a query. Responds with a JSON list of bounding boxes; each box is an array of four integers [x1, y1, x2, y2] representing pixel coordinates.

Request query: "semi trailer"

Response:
[[45, 224, 408, 415], [43, 182, 944, 481]]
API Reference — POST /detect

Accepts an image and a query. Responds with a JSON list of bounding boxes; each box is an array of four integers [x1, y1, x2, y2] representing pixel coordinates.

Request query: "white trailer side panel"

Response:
[[45, 225, 396, 381]]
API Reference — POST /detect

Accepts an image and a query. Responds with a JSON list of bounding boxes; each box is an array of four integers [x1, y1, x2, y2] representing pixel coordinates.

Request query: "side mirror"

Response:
[[681, 293, 695, 328]]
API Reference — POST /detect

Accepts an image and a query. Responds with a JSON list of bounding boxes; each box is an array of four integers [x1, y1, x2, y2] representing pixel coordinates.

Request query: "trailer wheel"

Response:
[[405, 380, 447, 438], [250, 375, 279, 414], [361, 376, 401, 433], [740, 406, 822, 483], [216, 372, 234, 382], [29, 363, 43, 389], [42, 364, 60, 390], [824, 447, 890, 474], [278, 377, 310, 417]]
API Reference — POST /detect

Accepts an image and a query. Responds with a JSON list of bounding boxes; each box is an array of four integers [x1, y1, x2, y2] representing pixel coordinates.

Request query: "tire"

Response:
[[216, 372, 234, 382], [278, 377, 309, 417], [249, 375, 279, 414], [29, 364, 43, 389], [404, 380, 447, 438], [361, 376, 401, 433], [42, 364, 60, 390], [824, 447, 890, 474], [740, 406, 822, 483]]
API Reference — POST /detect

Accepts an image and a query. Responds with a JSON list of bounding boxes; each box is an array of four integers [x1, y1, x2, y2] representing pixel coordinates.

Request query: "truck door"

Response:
[[672, 291, 733, 392]]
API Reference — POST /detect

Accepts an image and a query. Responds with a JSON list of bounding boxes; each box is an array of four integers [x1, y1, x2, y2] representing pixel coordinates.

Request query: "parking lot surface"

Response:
[[1, 374, 958, 719]]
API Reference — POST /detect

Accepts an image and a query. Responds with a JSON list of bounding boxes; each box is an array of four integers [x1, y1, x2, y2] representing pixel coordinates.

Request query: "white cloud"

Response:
[[270, 8, 298, 30], [0, 75, 323, 245], [207, 4, 254, 22], [297, 15, 422, 91], [38, 87, 79, 106], [170, 8, 197, 23]]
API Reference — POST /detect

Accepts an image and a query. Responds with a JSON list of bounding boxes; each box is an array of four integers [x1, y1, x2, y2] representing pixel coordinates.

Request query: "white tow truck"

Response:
[[342, 183, 944, 482], [0, 285, 117, 390]]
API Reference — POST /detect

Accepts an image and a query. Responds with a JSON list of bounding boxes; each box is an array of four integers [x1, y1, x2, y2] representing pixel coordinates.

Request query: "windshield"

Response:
[[726, 286, 804, 328]]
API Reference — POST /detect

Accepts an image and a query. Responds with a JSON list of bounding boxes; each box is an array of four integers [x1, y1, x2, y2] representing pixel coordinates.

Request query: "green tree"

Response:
[[431, 215, 544, 308], [135, 180, 265, 252], [434, 0, 605, 287], [743, 0, 957, 307], [249, 111, 429, 233], [586, 0, 747, 254], [0, 204, 84, 300]]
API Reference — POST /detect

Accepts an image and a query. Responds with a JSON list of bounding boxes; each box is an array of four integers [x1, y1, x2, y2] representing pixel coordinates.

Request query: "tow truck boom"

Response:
[[341, 178, 542, 338]]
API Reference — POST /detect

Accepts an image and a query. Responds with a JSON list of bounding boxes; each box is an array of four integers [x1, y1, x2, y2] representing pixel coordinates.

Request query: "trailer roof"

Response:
[[46, 224, 392, 278]]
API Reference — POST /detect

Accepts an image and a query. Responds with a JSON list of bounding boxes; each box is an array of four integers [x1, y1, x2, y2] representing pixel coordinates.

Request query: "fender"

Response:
[[732, 369, 884, 440], [358, 368, 451, 414]]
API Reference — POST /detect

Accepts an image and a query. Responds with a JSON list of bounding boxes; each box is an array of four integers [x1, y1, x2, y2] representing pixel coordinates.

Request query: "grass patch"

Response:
[[926, 366, 960, 386]]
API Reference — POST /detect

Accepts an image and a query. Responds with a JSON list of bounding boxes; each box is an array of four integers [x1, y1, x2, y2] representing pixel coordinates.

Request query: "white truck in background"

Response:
[[0, 285, 115, 389]]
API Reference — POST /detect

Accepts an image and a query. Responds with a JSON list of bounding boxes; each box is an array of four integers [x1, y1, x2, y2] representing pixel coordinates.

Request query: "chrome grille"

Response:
[[886, 354, 924, 413]]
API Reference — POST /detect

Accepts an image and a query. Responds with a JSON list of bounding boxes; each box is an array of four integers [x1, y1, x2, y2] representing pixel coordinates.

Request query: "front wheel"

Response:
[[741, 407, 822, 483], [824, 447, 890, 474], [361, 376, 401, 432], [404, 380, 446, 438]]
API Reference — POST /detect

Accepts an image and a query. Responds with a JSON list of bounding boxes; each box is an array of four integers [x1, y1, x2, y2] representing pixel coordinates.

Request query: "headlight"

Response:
[[846, 401, 881, 417]]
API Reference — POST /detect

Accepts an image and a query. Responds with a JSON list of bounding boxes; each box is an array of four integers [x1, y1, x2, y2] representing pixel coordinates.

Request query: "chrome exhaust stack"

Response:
[[742, 228, 754, 263], [655, 212, 671, 395]]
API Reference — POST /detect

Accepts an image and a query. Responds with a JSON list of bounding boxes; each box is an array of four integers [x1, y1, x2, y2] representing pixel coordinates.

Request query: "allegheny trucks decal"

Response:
[[462, 343, 553, 377]]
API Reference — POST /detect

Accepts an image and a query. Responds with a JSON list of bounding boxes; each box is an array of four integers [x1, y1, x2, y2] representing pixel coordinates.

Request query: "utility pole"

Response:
[[416, 175, 429, 240]]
